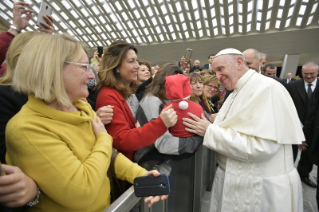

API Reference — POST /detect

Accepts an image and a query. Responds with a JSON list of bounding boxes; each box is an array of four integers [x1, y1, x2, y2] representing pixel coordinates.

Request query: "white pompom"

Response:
[[179, 100, 188, 110]]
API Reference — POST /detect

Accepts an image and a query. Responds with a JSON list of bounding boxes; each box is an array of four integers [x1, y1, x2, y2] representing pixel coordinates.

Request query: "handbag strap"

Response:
[[107, 148, 125, 203]]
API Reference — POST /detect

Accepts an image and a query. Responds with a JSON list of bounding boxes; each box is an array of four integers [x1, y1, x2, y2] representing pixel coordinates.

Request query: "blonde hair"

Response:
[[203, 75, 221, 96], [13, 33, 85, 106], [97, 40, 138, 99], [189, 73, 208, 103], [0, 31, 40, 85], [200, 68, 212, 77]]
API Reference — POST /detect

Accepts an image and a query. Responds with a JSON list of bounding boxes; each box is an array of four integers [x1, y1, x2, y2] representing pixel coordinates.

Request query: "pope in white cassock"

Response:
[[183, 48, 304, 212]]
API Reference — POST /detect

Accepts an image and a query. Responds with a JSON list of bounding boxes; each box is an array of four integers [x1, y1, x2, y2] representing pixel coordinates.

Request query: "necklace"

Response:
[[223, 72, 255, 121]]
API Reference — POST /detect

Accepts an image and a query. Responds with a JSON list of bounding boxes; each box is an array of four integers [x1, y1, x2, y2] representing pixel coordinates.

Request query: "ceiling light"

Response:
[[265, 21, 270, 30], [275, 20, 281, 28], [115, 2, 122, 11], [247, 24, 251, 32], [307, 15, 313, 25], [299, 5, 306, 15], [211, 7, 216, 17], [285, 19, 291, 27], [248, 1, 253, 12], [70, 10, 79, 19], [214, 28, 218, 35], [311, 3, 318, 13], [288, 7, 294, 16], [256, 22, 261, 30], [277, 9, 283, 18], [229, 4, 233, 15], [296, 17, 302, 26], [268, 0, 274, 8], [229, 26, 234, 34]]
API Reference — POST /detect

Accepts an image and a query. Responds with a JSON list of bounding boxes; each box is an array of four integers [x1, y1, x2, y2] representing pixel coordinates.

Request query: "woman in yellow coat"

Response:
[[5, 33, 166, 212]]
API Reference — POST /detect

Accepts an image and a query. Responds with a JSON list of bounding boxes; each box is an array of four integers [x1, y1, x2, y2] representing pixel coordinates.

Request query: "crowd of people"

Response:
[[0, 1, 319, 212]]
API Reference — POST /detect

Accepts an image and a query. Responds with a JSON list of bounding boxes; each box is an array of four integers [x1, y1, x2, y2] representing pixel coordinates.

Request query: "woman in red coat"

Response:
[[96, 41, 177, 160]]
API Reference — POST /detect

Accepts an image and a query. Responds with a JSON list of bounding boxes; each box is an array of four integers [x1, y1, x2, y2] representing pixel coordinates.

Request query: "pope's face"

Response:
[[212, 55, 240, 90]]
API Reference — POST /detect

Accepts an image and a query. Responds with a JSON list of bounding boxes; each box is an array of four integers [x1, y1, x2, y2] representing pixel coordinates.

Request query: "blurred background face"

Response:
[[204, 81, 218, 98], [287, 73, 292, 78], [193, 60, 200, 67], [265, 68, 277, 77], [208, 56, 214, 64], [243, 50, 259, 72], [137, 64, 151, 82], [302, 66, 318, 83], [191, 79, 203, 97]]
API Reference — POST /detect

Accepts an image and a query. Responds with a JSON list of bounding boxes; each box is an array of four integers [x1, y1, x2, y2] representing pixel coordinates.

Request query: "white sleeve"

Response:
[[203, 124, 281, 162]]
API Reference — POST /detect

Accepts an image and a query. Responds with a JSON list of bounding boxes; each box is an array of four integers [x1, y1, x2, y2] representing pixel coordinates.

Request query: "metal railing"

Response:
[[104, 146, 216, 212]]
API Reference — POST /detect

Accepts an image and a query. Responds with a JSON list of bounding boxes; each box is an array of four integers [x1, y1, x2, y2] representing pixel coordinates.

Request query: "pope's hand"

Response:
[[183, 113, 210, 137]]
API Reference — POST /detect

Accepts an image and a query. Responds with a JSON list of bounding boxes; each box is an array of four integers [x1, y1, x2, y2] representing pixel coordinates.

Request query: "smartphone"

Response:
[[134, 174, 170, 197], [0, 162, 6, 176], [37, 1, 53, 29], [184, 48, 193, 63], [97, 46, 103, 58]]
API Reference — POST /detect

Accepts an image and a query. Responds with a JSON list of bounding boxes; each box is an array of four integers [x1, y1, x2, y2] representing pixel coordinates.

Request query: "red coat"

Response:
[[96, 87, 168, 160], [0, 32, 15, 76]]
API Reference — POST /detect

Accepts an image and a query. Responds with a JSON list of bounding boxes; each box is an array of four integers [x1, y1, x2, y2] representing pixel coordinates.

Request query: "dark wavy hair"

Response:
[[97, 40, 138, 98], [143, 63, 183, 103]]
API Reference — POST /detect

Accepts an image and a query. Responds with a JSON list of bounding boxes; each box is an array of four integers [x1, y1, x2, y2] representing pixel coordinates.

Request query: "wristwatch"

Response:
[[26, 186, 41, 207], [9, 25, 22, 33]]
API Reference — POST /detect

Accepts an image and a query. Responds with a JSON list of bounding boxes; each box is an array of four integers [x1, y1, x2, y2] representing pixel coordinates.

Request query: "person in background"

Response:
[[202, 54, 214, 70], [202, 75, 220, 115], [259, 52, 267, 74], [96, 41, 177, 161], [200, 68, 213, 77], [189, 59, 201, 73], [189, 73, 216, 122], [135, 60, 153, 88], [0, 2, 54, 209], [5, 33, 166, 212], [285, 72, 296, 84], [0, 1, 54, 77], [263, 63, 277, 77], [287, 62, 319, 188]]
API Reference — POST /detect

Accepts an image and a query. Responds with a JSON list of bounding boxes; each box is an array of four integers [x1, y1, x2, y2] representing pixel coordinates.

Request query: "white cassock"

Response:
[[205, 69, 304, 212]]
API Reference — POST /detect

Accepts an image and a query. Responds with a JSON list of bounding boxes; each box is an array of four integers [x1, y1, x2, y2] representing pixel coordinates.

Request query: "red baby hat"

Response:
[[165, 74, 193, 109]]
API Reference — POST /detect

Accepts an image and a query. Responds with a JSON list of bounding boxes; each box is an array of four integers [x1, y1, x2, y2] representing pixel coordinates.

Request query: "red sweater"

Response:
[[0, 32, 15, 76], [96, 87, 168, 160]]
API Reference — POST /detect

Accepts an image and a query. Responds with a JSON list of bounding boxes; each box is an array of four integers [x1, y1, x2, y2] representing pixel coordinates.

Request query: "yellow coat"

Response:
[[6, 95, 147, 212]]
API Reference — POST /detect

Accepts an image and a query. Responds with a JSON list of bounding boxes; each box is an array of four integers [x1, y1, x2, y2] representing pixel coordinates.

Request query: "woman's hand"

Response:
[[143, 170, 168, 208], [183, 113, 210, 137], [159, 105, 177, 128], [180, 56, 191, 70], [11, 2, 33, 34], [96, 106, 114, 125], [37, 14, 55, 34], [91, 117, 107, 135], [0, 164, 37, 208]]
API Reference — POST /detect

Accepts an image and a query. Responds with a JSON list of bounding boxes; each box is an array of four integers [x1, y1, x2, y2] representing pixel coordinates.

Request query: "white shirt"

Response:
[[304, 77, 317, 92]]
